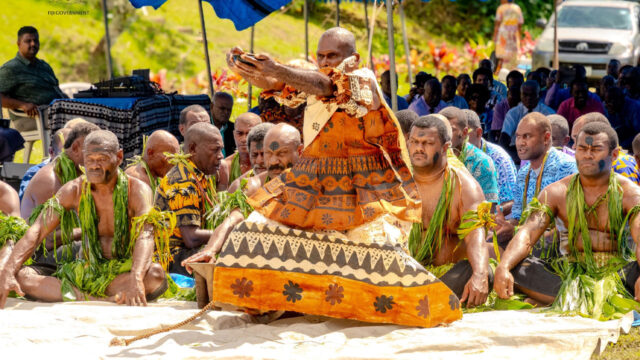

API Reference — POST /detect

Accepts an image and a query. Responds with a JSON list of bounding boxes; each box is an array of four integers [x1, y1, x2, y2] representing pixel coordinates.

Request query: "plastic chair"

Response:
[[7, 109, 49, 163]]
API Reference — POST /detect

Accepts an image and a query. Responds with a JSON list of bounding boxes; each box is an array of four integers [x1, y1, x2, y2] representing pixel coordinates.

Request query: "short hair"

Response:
[[247, 122, 275, 152], [605, 86, 624, 100], [179, 105, 208, 125], [320, 27, 357, 55], [632, 133, 640, 155], [520, 112, 551, 134], [462, 109, 481, 130], [506, 70, 524, 85], [479, 59, 494, 72], [577, 112, 609, 125], [579, 122, 618, 151], [466, 84, 490, 103], [83, 130, 120, 153], [521, 80, 540, 95], [473, 67, 493, 82], [411, 115, 452, 144], [536, 67, 551, 78], [570, 79, 588, 91], [184, 122, 220, 149], [441, 75, 457, 85], [51, 128, 68, 153], [213, 91, 234, 103], [439, 106, 467, 128], [601, 75, 616, 88], [18, 26, 38, 40], [395, 109, 419, 135], [63, 122, 100, 149], [424, 78, 441, 93], [548, 114, 569, 139], [457, 74, 471, 84]]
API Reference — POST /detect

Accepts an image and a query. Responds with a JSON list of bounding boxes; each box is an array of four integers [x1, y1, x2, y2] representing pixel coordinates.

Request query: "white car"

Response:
[[532, 0, 640, 79]]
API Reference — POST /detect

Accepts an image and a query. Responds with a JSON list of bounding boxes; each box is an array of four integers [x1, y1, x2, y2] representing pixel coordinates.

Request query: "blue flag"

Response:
[[129, 0, 292, 31]]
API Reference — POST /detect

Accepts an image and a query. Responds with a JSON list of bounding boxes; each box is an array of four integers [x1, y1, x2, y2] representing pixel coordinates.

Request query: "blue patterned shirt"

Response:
[[18, 159, 49, 201], [481, 139, 517, 204], [613, 149, 640, 185], [462, 143, 500, 203], [509, 147, 577, 221], [443, 95, 468, 109]]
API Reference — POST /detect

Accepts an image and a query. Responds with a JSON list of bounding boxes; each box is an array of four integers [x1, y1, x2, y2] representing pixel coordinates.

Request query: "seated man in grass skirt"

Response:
[[125, 130, 180, 194], [206, 27, 462, 328], [495, 122, 640, 319], [406, 115, 490, 307], [0, 130, 174, 308]]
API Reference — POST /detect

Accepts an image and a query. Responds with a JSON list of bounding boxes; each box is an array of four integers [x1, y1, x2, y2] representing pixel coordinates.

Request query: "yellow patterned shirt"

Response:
[[154, 159, 209, 247]]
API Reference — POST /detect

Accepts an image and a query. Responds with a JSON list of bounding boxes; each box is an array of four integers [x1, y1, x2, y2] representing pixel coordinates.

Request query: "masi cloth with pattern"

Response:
[[214, 212, 462, 328], [253, 62, 421, 231]]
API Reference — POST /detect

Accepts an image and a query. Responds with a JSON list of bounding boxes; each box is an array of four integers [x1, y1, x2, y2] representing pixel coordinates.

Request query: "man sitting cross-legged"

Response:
[[125, 130, 180, 193], [154, 123, 225, 276], [494, 122, 640, 316], [407, 115, 490, 307], [0, 130, 169, 308]]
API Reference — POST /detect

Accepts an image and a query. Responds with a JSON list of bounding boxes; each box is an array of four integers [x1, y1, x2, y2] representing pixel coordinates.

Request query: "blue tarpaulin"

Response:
[[129, 0, 293, 31]]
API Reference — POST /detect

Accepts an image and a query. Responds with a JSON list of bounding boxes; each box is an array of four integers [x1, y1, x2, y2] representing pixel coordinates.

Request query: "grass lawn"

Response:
[[593, 327, 640, 359]]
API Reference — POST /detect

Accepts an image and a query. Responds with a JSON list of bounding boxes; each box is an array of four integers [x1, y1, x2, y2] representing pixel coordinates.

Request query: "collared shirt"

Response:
[[557, 97, 606, 127], [462, 142, 500, 203], [481, 139, 517, 203], [501, 102, 556, 146], [155, 159, 210, 246], [486, 89, 504, 112], [509, 147, 577, 221], [491, 80, 508, 100], [443, 95, 468, 109], [383, 93, 409, 110], [0, 53, 66, 105], [491, 98, 513, 131], [607, 98, 640, 149], [18, 158, 49, 201], [408, 97, 447, 116]]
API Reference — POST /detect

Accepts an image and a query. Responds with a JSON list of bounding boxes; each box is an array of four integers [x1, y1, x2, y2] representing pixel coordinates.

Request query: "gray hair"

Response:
[[247, 122, 275, 152], [548, 114, 569, 139], [179, 105, 208, 125], [462, 109, 481, 130]]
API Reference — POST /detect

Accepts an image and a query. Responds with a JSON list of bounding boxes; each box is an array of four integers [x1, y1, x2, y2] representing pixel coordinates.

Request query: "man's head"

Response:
[[521, 80, 540, 111], [412, 71, 432, 98], [184, 123, 224, 175], [17, 26, 39, 61], [179, 105, 209, 137], [536, 67, 551, 87], [632, 133, 640, 165], [571, 80, 589, 109], [423, 79, 442, 108], [479, 59, 494, 72], [515, 112, 552, 162], [527, 71, 543, 89], [571, 112, 610, 149], [263, 123, 303, 178], [64, 117, 89, 129], [211, 92, 234, 128], [506, 70, 525, 89], [575, 122, 619, 177], [457, 74, 471, 98], [83, 130, 123, 185], [317, 27, 358, 69], [463, 109, 483, 148], [63, 122, 101, 166], [247, 122, 275, 174], [441, 75, 457, 102], [233, 112, 262, 155], [472, 67, 493, 89], [600, 75, 616, 99], [604, 86, 625, 115], [396, 109, 419, 140], [143, 130, 180, 178], [507, 85, 521, 108], [50, 128, 70, 159], [548, 114, 570, 148], [465, 84, 490, 115], [608, 59, 621, 79], [439, 106, 468, 151], [381, 70, 397, 96], [408, 115, 452, 170]]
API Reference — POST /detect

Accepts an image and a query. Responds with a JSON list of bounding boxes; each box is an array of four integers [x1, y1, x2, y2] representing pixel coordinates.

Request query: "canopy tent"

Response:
[[128, 0, 293, 99]]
